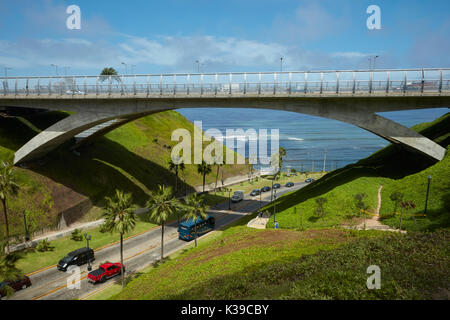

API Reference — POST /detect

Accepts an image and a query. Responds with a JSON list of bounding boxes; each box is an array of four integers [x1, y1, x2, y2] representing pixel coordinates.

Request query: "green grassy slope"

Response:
[[264, 113, 450, 232], [111, 211, 449, 300], [0, 110, 249, 238]]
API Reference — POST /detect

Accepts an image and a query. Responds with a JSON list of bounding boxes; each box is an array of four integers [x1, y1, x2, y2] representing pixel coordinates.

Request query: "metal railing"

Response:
[[1, 68, 449, 97]]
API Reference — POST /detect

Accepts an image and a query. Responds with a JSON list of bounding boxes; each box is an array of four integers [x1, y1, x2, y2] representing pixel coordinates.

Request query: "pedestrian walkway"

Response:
[[247, 211, 271, 229]]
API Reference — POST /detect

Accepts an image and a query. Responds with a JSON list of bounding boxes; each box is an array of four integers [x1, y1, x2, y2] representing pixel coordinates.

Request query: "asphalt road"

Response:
[[9, 182, 306, 300]]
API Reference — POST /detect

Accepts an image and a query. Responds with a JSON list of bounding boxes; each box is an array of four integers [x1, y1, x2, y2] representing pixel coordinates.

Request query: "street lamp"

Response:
[[84, 233, 92, 271], [225, 188, 232, 210], [273, 189, 277, 223], [121, 62, 128, 75], [4, 67, 12, 78], [259, 190, 262, 209], [373, 55, 380, 69], [280, 57, 284, 72], [424, 175, 432, 214], [50, 64, 59, 76], [63, 66, 70, 76], [22, 209, 30, 242]]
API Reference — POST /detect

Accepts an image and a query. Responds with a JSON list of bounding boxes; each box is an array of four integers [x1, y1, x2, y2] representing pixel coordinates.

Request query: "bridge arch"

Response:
[[4, 97, 446, 165]]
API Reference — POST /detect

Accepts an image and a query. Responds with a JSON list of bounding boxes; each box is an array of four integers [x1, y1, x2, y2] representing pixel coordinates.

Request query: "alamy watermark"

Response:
[[66, 265, 81, 290], [366, 5, 381, 30], [366, 265, 381, 289], [171, 121, 280, 168], [66, 5, 81, 30]]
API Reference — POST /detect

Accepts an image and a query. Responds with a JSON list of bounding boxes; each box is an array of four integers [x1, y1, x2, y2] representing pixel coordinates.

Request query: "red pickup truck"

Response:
[[88, 262, 124, 284]]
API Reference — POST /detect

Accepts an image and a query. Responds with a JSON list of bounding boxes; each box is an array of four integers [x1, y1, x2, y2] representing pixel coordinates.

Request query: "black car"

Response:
[[285, 182, 294, 187], [261, 186, 271, 192], [58, 247, 95, 271], [273, 183, 281, 189], [250, 189, 260, 196], [305, 178, 315, 183]]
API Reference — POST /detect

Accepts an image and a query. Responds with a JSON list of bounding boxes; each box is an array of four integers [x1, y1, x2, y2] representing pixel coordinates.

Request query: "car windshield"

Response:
[[60, 256, 72, 263]]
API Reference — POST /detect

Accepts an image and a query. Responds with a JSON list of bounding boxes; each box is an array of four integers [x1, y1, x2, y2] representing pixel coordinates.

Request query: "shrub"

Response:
[[71, 229, 83, 241], [36, 238, 54, 252]]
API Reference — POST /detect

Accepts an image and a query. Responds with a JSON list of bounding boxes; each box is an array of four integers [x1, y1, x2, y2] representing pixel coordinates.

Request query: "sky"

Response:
[[0, 0, 449, 76]]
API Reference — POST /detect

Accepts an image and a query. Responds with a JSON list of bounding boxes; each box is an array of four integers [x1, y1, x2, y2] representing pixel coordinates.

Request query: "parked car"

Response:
[[57, 247, 95, 271], [261, 186, 271, 192], [88, 262, 124, 284], [305, 178, 315, 183], [285, 182, 294, 187], [0, 276, 31, 298], [273, 183, 281, 189], [231, 190, 245, 203], [250, 189, 260, 196]]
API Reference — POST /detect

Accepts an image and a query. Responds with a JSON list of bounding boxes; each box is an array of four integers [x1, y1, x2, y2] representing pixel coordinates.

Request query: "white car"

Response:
[[231, 190, 244, 203], [66, 90, 84, 95]]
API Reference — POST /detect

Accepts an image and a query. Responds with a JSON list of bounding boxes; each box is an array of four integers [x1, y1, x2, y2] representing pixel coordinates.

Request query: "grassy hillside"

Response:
[[263, 113, 450, 232], [100, 113, 450, 301], [0, 110, 249, 239], [110, 213, 449, 300]]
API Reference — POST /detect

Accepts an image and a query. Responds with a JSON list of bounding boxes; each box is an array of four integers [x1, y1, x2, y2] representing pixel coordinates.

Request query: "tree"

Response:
[[399, 200, 416, 230], [197, 161, 212, 193], [99, 67, 121, 83], [183, 194, 208, 248], [389, 191, 404, 215], [278, 147, 287, 172], [0, 241, 22, 298], [354, 193, 369, 230], [314, 197, 328, 221], [168, 159, 185, 196], [102, 190, 136, 289], [146, 185, 181, 261], [0, 161, 19, 252], [214, 158, 223, 195]]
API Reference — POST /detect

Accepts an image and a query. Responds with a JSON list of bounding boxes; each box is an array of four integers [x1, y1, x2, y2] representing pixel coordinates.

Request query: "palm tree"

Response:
[[0, 161, 19, 252], [214, 158, 223, 195], [278, 147, 287, 172], [197, 161, 212, 193], [183, 194, 208, 248], [102, 190, 136, 289], [168, 159, 185, 196], [99, 67, 121, 83], [146, 185, 181, 261]]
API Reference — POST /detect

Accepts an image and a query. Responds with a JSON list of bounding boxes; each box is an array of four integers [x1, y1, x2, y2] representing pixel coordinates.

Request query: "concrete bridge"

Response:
[[1, 68, 449, 165]]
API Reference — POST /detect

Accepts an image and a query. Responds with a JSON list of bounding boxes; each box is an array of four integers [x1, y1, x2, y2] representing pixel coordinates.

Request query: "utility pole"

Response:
[[322, 149, 327, 172]]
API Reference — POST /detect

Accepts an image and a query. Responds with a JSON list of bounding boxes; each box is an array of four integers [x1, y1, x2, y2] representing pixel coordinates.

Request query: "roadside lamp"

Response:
[[84, 233, 92, 271], [424, 175, 432, 215], [22, 209, 30, 242]]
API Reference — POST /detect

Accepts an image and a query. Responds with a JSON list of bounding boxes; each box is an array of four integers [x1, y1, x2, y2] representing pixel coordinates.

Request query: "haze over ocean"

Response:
[[177, 108, 449, 172]]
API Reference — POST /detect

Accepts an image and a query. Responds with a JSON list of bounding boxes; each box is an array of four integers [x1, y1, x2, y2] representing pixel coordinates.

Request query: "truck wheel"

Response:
[[101, 276, 106, 283]]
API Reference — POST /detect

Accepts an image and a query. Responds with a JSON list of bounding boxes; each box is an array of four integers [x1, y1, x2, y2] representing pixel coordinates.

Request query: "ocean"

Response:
[[177, 107, 449, 172]]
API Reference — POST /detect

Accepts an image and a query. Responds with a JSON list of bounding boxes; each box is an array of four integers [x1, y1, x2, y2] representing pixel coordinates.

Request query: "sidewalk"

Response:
[[247, 212, 271, 229]]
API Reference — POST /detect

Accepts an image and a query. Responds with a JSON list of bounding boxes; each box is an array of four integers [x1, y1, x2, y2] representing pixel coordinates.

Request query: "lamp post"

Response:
[[373, 55, 380, 69], [121, 62, 128, 75], [226, 188, 232, 210], [51, 64, 59, 76], [22, 209, 30, 242], [4, 67, 11, 78], [84, 233, 92, 271], [424, 175, 432, 214], [273, 189, 277, 223], [259, 190, 262, 209]]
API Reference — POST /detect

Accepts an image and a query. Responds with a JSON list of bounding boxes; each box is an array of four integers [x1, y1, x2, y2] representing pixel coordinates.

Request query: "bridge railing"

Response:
[[1, 68, 449, 97]]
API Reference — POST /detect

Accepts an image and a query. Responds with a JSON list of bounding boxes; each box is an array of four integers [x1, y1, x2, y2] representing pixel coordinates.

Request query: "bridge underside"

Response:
[[1, 95, 447, 164]]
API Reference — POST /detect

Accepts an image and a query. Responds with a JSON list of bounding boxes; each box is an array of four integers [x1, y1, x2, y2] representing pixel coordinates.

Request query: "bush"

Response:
[[36, 238, 54, 252], [99, 223, 109, 233], [71, 229, 83, 241]]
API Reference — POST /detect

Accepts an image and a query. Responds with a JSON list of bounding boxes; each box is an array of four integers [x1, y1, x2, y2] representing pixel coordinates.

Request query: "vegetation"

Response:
[[0, 110, 249, 239], [36, 238, 54, 252], [263, 113, 450, 232], [168, 159, 185, 196], [146, 185, 181, 261], [182, 194, 208, 248], [0, 161, 19, 250], [197, 161, 212, 193], [354, 193, 369, 230], [101, 190, 136, 288], [70, 229, 83, 242], [313, 197, 327, 222]]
